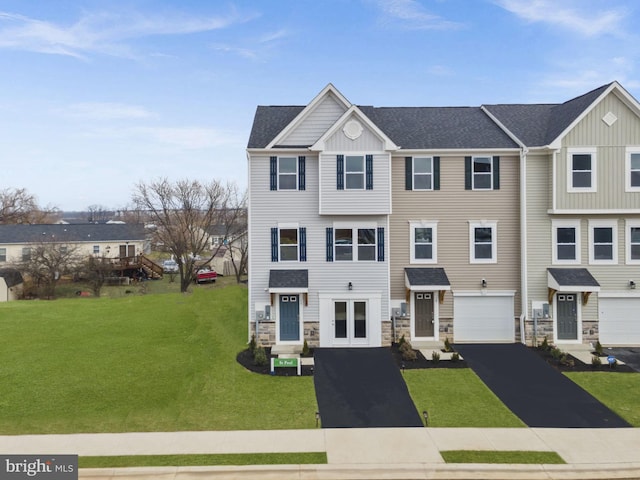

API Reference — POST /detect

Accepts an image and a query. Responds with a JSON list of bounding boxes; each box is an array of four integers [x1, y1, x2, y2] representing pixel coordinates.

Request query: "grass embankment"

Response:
[[440, 450, 565, 464], [79, 453, 327, 468], [0, 286, 318, 434]]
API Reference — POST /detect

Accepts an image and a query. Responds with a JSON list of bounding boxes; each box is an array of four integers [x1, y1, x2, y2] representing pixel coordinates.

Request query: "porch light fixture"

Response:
[[422, 410, 429, 427], [348, 282, 353, 291], [630, 280, 636, 289], [481, 278, 487, 288]]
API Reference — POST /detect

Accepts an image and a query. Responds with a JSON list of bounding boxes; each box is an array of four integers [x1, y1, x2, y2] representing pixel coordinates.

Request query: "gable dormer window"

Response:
[[270, 156, 306, 191], [567, 148, 597, 192]]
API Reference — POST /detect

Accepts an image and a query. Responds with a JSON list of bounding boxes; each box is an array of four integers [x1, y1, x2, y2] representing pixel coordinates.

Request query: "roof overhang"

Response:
[[268, 269, 309, 293], [547, 268, 600, 292], [404, 268, 451, 291]]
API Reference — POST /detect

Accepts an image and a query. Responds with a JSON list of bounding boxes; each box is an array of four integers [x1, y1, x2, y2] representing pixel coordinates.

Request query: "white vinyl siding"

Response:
[[279, 94, 348, 147]]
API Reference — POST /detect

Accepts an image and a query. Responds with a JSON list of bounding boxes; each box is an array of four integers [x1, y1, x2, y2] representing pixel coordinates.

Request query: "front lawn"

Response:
[[0, 286, 317, 434], [564, 372, 640, 426]]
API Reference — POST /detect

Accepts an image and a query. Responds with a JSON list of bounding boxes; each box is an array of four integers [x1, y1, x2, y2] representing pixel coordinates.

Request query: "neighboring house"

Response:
[[0, 223, 146, 265], [0, 268, 23, 301], [247, 82, 640, 349]]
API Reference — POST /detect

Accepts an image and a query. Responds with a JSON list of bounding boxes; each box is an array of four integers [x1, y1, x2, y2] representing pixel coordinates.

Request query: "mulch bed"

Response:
[[237, 343, 468, 376], [530, 347, 636, 373]]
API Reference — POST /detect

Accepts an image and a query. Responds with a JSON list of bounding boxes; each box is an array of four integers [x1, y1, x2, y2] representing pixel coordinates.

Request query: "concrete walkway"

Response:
[[1, 427, 640, 479]]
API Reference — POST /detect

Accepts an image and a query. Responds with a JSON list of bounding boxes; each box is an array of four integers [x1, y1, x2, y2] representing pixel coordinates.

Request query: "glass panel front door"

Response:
[[333, 300, 368, 345]]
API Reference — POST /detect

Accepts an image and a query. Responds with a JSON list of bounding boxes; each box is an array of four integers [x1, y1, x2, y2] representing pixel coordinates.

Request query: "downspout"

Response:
[[520, 147, 529, 345]]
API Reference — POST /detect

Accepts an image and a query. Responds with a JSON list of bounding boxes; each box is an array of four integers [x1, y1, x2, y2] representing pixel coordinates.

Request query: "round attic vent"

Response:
[[343, 120, 363, 140]]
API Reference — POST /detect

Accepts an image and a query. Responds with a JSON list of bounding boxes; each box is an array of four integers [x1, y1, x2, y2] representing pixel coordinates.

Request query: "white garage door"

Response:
[[599, 298, 640, 345], [454, 295, 515, 343]]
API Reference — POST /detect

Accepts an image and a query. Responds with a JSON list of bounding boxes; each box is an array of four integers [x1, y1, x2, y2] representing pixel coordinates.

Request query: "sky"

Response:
[[1, 0, 639, 212]]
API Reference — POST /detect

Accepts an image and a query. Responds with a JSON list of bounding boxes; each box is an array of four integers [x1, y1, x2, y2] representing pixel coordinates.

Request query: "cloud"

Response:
[[63, 102, 156, 120], [0, 7, 258, 59], [371, 0, 462, 30], [494, 0, 627, 37]]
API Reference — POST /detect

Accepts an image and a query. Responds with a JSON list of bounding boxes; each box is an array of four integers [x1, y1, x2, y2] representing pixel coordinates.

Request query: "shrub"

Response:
[[431, 351, 440, 364], [402, 348, 417, 362], [594, 340, 603, 356], [591, 355, 602, 368], [451, 352, 460, 362], [253, 346, 268, 366], [540, 336, 549, 351], [302, 339, 310, 356], [249, 335, 257, 353], [398, 334, 407, 346], [443, 337, 452, 352]]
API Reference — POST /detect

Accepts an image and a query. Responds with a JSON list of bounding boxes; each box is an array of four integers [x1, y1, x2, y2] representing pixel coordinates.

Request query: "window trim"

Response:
[[278, 223, 300, 262], [344, 155, 365, 190], [468, 221, 497, 264], [625, 147, 640, 192], [0, 247, 6, 262], [277, 156, 298, 191], [412, 157, 434, 191], [567, 147, 597, 193], [588, 220, 618, 265], [333, 223, 378, 262], [552, 219, 581, 265], [410, 221, 438, 264], [625, 219, 640, 265], [472, 156, 493, 190]]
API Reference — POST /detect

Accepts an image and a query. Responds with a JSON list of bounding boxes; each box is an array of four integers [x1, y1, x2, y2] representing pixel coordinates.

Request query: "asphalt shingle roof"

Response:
[[0, 224, 146, 244], [269, 269, 309, 289], [405, 267, 451, 287], [0, 268, 23, 287], [548, 268, 600, 287]]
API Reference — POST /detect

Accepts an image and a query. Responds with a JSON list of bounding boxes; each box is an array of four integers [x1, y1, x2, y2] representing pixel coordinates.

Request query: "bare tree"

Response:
[[0, 187, 59, 224], [228, 229, 248, 284], [79, 256, 113, 297], [132, 178, 244, 293], [86, 204, 111, 223], [17, 238, 84, 298]]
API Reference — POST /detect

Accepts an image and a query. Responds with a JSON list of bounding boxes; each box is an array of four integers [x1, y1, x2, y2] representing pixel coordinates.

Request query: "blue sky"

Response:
[[1, 0, 639, 211]]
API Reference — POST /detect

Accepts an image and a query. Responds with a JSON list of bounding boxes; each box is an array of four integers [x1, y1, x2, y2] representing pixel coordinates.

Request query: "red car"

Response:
[[195, 268, 217, 284]]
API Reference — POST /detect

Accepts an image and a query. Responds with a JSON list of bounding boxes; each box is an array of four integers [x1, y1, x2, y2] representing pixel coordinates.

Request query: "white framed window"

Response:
[[567, 148, 597, 192], [469, 221, 497, 263], [410, 221, 437, 263], [334, 226, 377, 261], [626, 147, 640, 192], [473, 156, 493, 190], [345, 155, 365, 189], [279, 227, 299, 261], [626, 220, 640, 264], [552, 219, 581, 264], [278, 157, 298, 190], [413, 157, 433, 190], [22, 247, 31, 262], [0, 248, 6, 262], [588, 220, 618, 264], [93, 245, 100, 254]]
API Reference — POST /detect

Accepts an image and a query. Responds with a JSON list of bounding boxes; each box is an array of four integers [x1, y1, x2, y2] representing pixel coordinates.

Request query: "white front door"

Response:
[[332, 300, 368, 346]]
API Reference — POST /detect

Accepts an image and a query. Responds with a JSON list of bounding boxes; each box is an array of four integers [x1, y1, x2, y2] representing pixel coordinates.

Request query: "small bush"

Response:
[[431, 351, 440, 364], [249, 335, 257, 353], [594, 340, 603, 356], [540, 336, 549, 351], [402, 348, 417, 362], [451, 352, 460, 362], [253, 346, 268, 366], [591, 355, 602, 368], [444, 337, 452, 352], [398, 334, 407, 346], [550, 347, 562, 360], [302, 339, 310, 356]]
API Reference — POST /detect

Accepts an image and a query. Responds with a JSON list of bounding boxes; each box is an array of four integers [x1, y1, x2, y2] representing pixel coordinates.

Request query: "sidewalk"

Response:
[[1, 427, 640, 479]]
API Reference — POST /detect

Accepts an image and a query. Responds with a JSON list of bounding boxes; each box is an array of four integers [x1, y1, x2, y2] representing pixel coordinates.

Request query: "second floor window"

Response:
[[337, 154, 373, 190], [568, 148, 596, 192], [326, 226, 384, 262], [465, 156, 500, 190], [0, 248, 6, 262], [22, 247, 31, 262], [270, 156, 305, 191], [552, 220, 581, 264], [271, 226, 306, 262], [469, 221, 497, 263], [627, 148, 640, 191]]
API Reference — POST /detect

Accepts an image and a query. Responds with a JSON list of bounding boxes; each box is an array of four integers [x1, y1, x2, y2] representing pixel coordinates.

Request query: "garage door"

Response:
[[454, 295, 514, 343], [599, 298, 640, 345]]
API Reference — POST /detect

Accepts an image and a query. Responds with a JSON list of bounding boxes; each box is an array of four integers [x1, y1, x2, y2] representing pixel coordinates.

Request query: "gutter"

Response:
[[520, 147, 528, 345]]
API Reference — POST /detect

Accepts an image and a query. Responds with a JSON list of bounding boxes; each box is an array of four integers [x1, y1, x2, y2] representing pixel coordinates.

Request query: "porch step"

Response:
[[410, 340, 443, 349], [271, 344, 302, 355]]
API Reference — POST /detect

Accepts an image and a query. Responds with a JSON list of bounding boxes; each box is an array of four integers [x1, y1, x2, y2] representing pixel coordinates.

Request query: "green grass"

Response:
[[440, 450, 565, 464], [564, 372, 640, 426], [0, 286, 318, 434], [403, 369, 525, 427], [79, 452, 327, 468]]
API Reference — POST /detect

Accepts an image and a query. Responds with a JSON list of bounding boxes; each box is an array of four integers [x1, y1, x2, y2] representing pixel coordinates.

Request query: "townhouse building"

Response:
[[247, 82, 640, 350]]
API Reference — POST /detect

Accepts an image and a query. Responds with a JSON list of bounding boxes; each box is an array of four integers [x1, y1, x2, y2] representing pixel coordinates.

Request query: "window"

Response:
[[22, 247, 31, 262], [552, 220, 581, 264], [60, 246, 68, 255], [626, 148, 640, 191], [271, 226, 306, 262], [270, 156, 305, 191], [413, 157, 433, 190], [589, 220, 617, 264], [567, 148, 597, 192], [465, 156, 500, 190], [0, 248, 6, 262], [410, 222, 437, 263], [93, 245, 100, 254], [469, 221, 497, 263], [346, 155, 364, 189], [626, 220, 640, 264], [330, 226, 382, 262]]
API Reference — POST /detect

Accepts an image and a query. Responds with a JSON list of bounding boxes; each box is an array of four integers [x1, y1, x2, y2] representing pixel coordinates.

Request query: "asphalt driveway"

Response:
[[454, 343, 631, 428], [606, 347, 640, 372]]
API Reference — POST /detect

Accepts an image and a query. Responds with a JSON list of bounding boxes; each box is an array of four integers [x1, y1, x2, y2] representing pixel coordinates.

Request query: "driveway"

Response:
[[606, 347, 640, 372], [454, 343, 631, 428]]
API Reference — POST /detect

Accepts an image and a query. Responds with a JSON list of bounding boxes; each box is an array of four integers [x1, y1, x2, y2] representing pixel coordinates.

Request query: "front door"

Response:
[[557, 294, 578, 340], [333, 300, 368, 346], [415, 292, 435, 338], [279, 295, 300, 342]]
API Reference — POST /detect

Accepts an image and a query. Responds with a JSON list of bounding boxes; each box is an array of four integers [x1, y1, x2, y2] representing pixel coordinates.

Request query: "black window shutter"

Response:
[[366, 154, 373, 190], [377, 227, 385, 261], [298, 156, 306, 191], [493, 156, 500, 190], [271, 227, 278, 262], [433, 156, 440, 191], [336, 155, 344, 190], [326, 227, 334, 262], [270, 156, 277, 191], [299, 227, 306, 262], [405, 157, 413, 190], [464, 156, 472, 190]]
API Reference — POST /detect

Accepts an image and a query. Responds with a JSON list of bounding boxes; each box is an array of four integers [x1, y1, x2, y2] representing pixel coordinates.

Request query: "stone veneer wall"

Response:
[[522, 319, 598, 346], [250, 321, 320, 348]]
